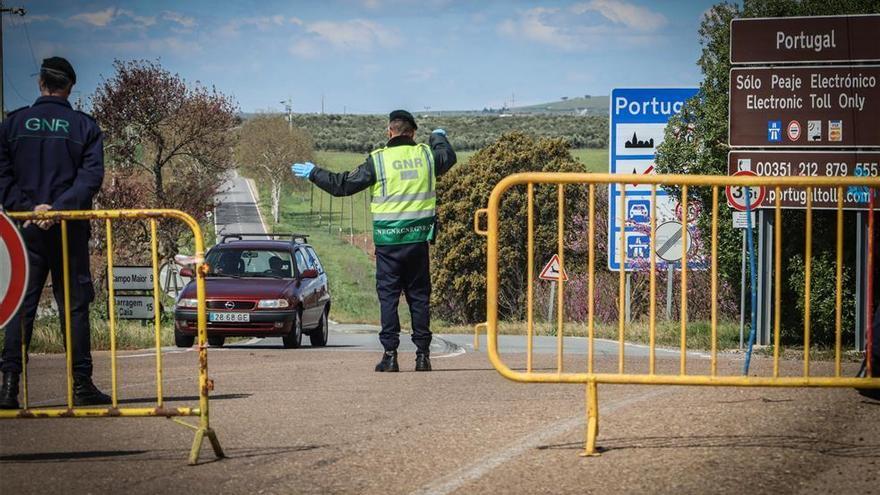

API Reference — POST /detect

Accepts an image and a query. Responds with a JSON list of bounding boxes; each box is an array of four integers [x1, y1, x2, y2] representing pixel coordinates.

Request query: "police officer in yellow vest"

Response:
[[292, 110, 456, 372]]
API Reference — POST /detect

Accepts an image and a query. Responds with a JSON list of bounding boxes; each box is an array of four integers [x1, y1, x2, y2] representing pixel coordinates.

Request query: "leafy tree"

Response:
[[91, 59, 238, 258], [432, 132, 588, 323], [235, 115, 314, 224], [654, 0, 880, 344]]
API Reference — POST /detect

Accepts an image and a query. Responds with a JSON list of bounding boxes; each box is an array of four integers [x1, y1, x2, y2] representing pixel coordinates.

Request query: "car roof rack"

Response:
[[220, 233, 309, 244]]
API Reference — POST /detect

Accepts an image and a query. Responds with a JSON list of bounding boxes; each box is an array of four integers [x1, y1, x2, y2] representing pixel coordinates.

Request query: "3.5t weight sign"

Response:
[[726, 170, 766, 212]]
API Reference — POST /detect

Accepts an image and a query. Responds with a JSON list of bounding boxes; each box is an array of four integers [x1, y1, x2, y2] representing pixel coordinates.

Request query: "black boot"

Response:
[[73, 375, 112, 406], [0, 372, 20, 410], [374, 350, 399, 372], [415, 352, 431, 372]]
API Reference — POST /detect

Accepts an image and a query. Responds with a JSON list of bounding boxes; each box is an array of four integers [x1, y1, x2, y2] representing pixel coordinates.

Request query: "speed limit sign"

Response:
[[726, 170, 766, 212]]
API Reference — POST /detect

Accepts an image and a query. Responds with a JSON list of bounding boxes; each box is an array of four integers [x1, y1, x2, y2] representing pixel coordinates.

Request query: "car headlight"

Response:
[[257, 299, 290, 309], [177, 298, 198, 309]]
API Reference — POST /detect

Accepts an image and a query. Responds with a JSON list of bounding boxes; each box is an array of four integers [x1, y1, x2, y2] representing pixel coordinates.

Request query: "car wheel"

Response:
[[208, 336, 225, 347], [174, 328, 195, 348], [283, 312, 303, 349], [310, 308, 329, 347]]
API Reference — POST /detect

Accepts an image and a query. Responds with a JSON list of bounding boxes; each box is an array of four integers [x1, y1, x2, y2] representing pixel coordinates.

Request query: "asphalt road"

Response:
[[214, 170, 268, 240], [1, 326, 878, 494]]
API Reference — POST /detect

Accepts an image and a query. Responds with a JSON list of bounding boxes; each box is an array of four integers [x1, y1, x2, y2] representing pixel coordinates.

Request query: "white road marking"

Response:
[[243, 174, 269, 236], [410, 387, 671, 495]]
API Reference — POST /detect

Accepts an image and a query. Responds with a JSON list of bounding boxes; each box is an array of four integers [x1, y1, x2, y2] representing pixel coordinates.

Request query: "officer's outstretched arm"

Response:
[[309, 158, 376, 197], [430, 130, 457, 176]]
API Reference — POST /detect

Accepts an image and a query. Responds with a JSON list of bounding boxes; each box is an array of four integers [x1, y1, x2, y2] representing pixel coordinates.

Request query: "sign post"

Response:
[[0, 212, 28, 329]]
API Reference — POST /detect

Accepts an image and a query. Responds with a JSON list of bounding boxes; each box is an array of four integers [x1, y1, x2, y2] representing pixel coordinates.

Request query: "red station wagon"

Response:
[[174, 234, 331, 348]]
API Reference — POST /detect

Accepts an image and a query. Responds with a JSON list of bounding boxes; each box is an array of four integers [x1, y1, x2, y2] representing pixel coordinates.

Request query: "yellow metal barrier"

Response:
[[475, 172, 880, 457], [0, 209, 223, 465]]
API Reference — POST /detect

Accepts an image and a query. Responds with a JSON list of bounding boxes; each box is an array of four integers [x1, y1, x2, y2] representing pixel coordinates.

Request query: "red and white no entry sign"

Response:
[[726, 170, 766, 212], [0, 212, 28, 328]]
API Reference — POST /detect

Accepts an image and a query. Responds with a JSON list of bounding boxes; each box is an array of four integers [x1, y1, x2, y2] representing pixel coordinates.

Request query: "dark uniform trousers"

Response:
[[375, 242, 431, 354], [1, 222, 94, 377]]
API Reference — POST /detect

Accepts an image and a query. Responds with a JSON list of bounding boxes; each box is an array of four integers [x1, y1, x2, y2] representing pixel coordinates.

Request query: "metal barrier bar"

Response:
[[774, 187, 782, 378], [680, 186, 688, 375], [804, 188, 813, 377], [474, 322, 487, 350], [618, 185, 626, 374], [61, 220, 74, 409], [20, 321, 27, 409], [710, 186, 719, 376], [4, 406, 198, 418], [527, 183, 534, 373], [587, 184, 596, 374], [150, 219, 164, 407], [835, 187, 844, 377], [557, 185, 565, 373], [867, 188, 875, 377], [106, 219, 119, 406], [649, 185, 657, 375], [1, 209, 223, 465]]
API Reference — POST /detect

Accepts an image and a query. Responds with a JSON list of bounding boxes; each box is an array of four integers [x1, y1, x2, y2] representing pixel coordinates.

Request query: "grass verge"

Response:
[[0, 316, 175, 354]]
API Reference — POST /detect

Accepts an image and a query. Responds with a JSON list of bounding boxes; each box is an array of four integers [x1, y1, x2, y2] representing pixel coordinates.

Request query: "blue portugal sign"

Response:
[[608, 87, 704, 271]]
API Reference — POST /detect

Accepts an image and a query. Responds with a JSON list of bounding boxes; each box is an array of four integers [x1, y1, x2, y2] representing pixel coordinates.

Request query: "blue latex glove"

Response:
[[291, 162, 316, 179], [432, 128, 446, 136]]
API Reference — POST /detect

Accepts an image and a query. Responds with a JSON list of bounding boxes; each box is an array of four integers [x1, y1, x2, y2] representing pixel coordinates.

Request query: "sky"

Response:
[[2, 0, 719, 114]]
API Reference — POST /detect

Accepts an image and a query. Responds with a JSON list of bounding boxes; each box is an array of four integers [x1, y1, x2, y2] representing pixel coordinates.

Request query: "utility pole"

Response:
[[280, 97, 292, 131], [0, 2, 27, 121], [321, 93, 324, 114]]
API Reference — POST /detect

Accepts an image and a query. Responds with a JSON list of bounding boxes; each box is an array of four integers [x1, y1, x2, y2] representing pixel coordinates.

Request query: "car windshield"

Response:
[[206, 248, 293, 278]]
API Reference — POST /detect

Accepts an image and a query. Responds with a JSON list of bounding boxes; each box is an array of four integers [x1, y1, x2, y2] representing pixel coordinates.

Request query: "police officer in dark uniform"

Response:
[[292, 110, 456, 372], [0, 57, 109, 408]]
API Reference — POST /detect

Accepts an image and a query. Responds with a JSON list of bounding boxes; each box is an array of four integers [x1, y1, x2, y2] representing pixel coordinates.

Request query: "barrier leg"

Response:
[[580, 380, 601, 457], [189, 426, 225, 465]]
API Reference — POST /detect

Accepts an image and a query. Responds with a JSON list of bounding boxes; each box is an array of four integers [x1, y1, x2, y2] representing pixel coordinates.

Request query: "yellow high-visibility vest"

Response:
[[370, 143, 436, 245]]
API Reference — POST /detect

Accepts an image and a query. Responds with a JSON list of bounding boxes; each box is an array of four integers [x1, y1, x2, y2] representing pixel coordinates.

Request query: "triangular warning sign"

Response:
[[539, 254, 569, 281]]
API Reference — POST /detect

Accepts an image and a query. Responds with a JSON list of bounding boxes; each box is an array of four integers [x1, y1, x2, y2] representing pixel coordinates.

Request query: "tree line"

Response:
[[286, 113, 608, 153]]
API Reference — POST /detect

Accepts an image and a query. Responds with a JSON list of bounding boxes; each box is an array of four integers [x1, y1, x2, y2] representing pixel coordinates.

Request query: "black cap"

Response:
[[40, 57, 76, 85], [389, 109, 417, 130]]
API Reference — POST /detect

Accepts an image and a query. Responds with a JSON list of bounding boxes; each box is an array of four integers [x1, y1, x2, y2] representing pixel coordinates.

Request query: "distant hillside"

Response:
[[510, 95, 609, 115]]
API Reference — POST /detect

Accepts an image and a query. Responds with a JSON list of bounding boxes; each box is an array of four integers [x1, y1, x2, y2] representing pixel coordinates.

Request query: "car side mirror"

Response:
[[179, 267, 194, 278], [300, 268, 319, 279]]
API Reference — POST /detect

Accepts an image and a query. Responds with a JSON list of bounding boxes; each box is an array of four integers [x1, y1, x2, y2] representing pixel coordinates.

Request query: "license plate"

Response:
[[209, 312, 250, 323]]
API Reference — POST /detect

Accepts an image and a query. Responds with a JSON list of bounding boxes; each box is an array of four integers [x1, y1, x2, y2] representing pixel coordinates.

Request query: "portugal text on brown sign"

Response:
[[730, 14, 880, 64], [728, 150, 880, 210], [728, 65, 880, 148]]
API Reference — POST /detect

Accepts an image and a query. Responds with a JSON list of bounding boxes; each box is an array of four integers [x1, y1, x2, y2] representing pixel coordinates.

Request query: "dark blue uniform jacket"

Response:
[[0, 96, 104, 215]]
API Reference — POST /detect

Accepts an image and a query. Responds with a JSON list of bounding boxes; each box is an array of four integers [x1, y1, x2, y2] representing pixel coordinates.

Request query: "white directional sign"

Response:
[[112, 266, 155, 291], [539, 254, 569, 282], [115, 296, 156, 320], [608, 88, 705, 271], [0, 213, 28, 328]]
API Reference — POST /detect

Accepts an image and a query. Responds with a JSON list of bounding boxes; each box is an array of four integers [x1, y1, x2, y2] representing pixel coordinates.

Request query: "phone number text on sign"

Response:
[[728, 151, 880, 210]]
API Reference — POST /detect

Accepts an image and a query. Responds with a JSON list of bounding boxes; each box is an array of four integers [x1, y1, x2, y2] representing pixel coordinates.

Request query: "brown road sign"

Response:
[[728, 150, 880, 210], [728, 65, 880, 148], [730, 14, 880, 64]]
